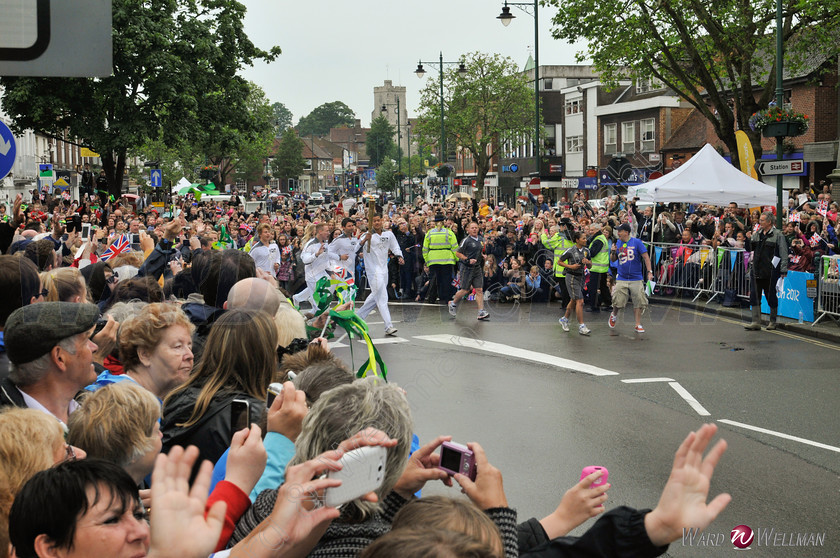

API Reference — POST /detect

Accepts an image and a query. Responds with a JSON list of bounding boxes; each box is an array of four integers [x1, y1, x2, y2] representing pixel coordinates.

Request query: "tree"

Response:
[[297, 101, 355, 137], [367, 116, 396, 167], [197, 82, 276, 188], [271, 102, 294, 137], [375, 158, 398, 193], [414, 52, 534, 197], [271, 129, 306, 185], [0, 0, 280, 197], [548, 0, 840, 168]]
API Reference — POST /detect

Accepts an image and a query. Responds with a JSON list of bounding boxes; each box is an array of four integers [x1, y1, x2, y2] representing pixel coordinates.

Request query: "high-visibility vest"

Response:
[[589, 234, 609, 273], [423, 227, 458, 266], [541, 232, 574, 277]]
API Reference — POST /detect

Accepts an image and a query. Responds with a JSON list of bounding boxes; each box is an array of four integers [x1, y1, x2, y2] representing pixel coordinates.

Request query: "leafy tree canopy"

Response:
[[367, 116, 395, 167], [0, 0, 280, 195], [296, 101, 355, 137], [271, 128, 306, 183], [548, 0, 840, 166], [271, 102, 294, 136], [415, 52, 534, 196], [375, 158, 398, 192]]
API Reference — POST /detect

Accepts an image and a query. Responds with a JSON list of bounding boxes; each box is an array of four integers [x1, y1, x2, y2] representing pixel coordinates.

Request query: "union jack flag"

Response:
[[101, 234, 130, 261], [332, 265, 355, 286], [62, 191, 71, 201]]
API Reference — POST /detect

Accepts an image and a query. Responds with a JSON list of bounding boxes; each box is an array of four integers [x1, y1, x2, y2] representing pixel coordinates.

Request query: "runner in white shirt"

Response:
[[358, 214, 403, 335], [328, 217, 360, 275], [292, 223, 338, 309], [247, 223, 281, 275]]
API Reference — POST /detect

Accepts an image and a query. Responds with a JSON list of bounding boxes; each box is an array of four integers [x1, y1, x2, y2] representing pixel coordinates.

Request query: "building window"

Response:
[[636, 77, 663, 94], [641, 118, 655, 152], [565, 135, 583, 153], [544, 78, 553, 90], [565, 99, 581, 115], [604, 124, 617, 155], [621, 122, 635, 154]]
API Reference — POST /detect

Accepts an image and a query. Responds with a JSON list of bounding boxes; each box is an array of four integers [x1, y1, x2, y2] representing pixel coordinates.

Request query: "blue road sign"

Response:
[[509, 163, 519, 173], [150, 169, 162, 188], [0, 121, 17, 181]]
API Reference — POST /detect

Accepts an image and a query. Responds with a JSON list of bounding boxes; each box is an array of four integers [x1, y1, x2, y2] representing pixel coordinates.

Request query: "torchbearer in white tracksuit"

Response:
[[293, 223, 338, 309], [358, 214, 404, 336]]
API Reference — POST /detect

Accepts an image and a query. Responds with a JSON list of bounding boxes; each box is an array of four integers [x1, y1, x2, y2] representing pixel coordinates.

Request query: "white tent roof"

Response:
[[627, 143, 777, 207]]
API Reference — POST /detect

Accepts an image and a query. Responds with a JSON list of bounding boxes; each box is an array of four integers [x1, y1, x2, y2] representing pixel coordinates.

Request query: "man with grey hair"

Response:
[[744, 211, 788, 331], [0, 302, 99, 426]]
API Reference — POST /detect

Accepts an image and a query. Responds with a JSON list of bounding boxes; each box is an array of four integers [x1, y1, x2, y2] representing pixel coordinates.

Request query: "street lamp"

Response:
[[414, 53, 467, 193], [496, 0, 541, 178], [381, 98, 403, 202]]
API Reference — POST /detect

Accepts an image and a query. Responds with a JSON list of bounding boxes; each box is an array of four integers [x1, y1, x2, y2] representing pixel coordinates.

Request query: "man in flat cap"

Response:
[[0, 302, 99, 427]]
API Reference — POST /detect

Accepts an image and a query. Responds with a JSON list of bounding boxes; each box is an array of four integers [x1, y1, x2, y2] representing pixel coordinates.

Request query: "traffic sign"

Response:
[[150, 169, 162, 188], [509, 163, 519, 173], [755, 160, 804, 175], [0, 121, 16, 181]]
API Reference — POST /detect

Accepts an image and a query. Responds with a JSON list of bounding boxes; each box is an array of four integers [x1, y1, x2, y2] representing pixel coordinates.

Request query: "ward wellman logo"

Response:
[[731, 525, 754, 549]]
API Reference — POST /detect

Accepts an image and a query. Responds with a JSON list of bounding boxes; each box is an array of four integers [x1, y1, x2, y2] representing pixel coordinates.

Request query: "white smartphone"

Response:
[[81, 223, 92, 240], [324, 445, 387, 509]]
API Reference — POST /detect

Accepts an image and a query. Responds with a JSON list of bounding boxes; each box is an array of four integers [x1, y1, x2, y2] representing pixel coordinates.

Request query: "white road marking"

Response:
[[668, 382, 711, 416], [328, 342, 349, 349], [621, 377, 675, 383], [718, 419, 840, 453], [413, 334, 619, 376], [359, 337, 408, 345], [365, 321, 401, 325]]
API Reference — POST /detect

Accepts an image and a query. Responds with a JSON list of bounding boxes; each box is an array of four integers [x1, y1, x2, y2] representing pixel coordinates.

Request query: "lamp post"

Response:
[[381, 97, 403, 202], [773, 0, 784, 228], [414, 53, 467, 193], [497, 0, 541, 179]]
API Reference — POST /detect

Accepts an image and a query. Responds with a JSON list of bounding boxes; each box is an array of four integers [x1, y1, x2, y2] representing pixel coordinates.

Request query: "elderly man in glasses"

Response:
[[0, 302, 99, 430]]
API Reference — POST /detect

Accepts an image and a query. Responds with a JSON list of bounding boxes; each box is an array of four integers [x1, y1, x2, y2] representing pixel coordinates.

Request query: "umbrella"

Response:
[[446, 192, 473, 202]]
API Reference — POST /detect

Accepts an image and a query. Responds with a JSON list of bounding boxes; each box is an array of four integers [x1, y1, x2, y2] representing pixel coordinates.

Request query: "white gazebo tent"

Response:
[[627, 143, 777, 207]]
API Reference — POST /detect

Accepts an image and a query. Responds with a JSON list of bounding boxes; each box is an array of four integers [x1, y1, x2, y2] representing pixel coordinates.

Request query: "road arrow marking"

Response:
[[719, 419, 840, 453], [414, 334, 619, 376]]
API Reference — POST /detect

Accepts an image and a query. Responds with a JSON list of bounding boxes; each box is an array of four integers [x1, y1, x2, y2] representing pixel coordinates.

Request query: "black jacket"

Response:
[[161, 385, 264, 479], [0, 377, 26, 410]]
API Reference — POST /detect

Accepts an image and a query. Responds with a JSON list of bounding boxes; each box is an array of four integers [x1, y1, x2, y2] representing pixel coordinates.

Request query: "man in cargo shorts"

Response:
[[608, 223, 654, 333]]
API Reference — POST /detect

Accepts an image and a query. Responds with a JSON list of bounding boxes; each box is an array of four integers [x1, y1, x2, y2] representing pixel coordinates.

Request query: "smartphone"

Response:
[[266, 382, 284, 408], [230, 399, 251, 433], [130, 233, 140, 245], [580, 466, 609, 488], [324, 445, 387, 508], [437, 441, 476, 481], [81, 223, 92, 240]]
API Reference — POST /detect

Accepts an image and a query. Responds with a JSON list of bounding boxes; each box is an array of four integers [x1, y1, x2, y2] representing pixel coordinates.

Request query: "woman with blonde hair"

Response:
[[40, 267, 87, 303], [162, 308, 277, 474], [0, 408, 85, 558], [68, 382, 162, 485]]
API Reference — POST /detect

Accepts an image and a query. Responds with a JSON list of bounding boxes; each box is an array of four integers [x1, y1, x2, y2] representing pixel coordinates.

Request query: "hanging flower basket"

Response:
[[748, 107, 809, 138]]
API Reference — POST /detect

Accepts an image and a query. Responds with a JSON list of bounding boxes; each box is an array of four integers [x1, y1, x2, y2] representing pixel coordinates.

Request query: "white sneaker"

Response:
[[384, 326, 398, 336], [559, 317, 570, 332], [579, 324, 591, 336], [477, 310, 489, 321], [448, 301, 457, 317]]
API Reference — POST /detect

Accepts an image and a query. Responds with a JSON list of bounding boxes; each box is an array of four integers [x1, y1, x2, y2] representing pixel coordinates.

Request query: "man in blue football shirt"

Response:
[[608, 223, 654, 333]]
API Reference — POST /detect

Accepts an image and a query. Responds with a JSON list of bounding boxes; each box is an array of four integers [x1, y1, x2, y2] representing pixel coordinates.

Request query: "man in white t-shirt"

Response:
[[358, 214, 403, 335], [293, 223, 338, 309]]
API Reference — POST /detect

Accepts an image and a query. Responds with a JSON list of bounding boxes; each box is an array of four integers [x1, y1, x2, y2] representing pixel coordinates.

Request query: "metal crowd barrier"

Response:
[[814, 255, 840, 325], [649, 242, 751, 305]]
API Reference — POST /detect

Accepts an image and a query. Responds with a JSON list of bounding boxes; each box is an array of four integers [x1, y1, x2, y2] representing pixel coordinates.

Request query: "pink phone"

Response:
[[581, 466, 609, 488]]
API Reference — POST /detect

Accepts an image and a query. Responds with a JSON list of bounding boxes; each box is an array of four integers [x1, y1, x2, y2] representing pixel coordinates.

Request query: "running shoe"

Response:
[[634, 324, 645, 333], [559, 317, 570, 332], [477, 309, 490, 321], [608, 313, 617, 329], [448, 301, 457, 317], [385, 326, 398, 336], [579, 325, 591, 336]]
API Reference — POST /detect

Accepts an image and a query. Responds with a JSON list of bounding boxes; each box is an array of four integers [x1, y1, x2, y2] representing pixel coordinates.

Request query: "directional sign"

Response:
[[756, 160, 804, 176], [0, 120, 16, 181], [150, 169, 162, 188], [509, 163, 519, 173]]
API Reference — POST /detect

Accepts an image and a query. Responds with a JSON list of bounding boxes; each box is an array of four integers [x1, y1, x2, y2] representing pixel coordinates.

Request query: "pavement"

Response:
[[648, 294, 840, 344]]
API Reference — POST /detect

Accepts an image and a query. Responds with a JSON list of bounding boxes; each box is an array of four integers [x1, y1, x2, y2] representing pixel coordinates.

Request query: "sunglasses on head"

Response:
[[276, 337, 310, 360]]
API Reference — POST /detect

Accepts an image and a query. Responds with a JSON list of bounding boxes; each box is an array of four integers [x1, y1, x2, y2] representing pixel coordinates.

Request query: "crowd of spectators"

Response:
[[0, 185, 743, 557]]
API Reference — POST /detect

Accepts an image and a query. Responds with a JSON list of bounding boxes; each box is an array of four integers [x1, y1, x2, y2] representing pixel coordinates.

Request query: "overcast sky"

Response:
[[240, 0, 587, 127]]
